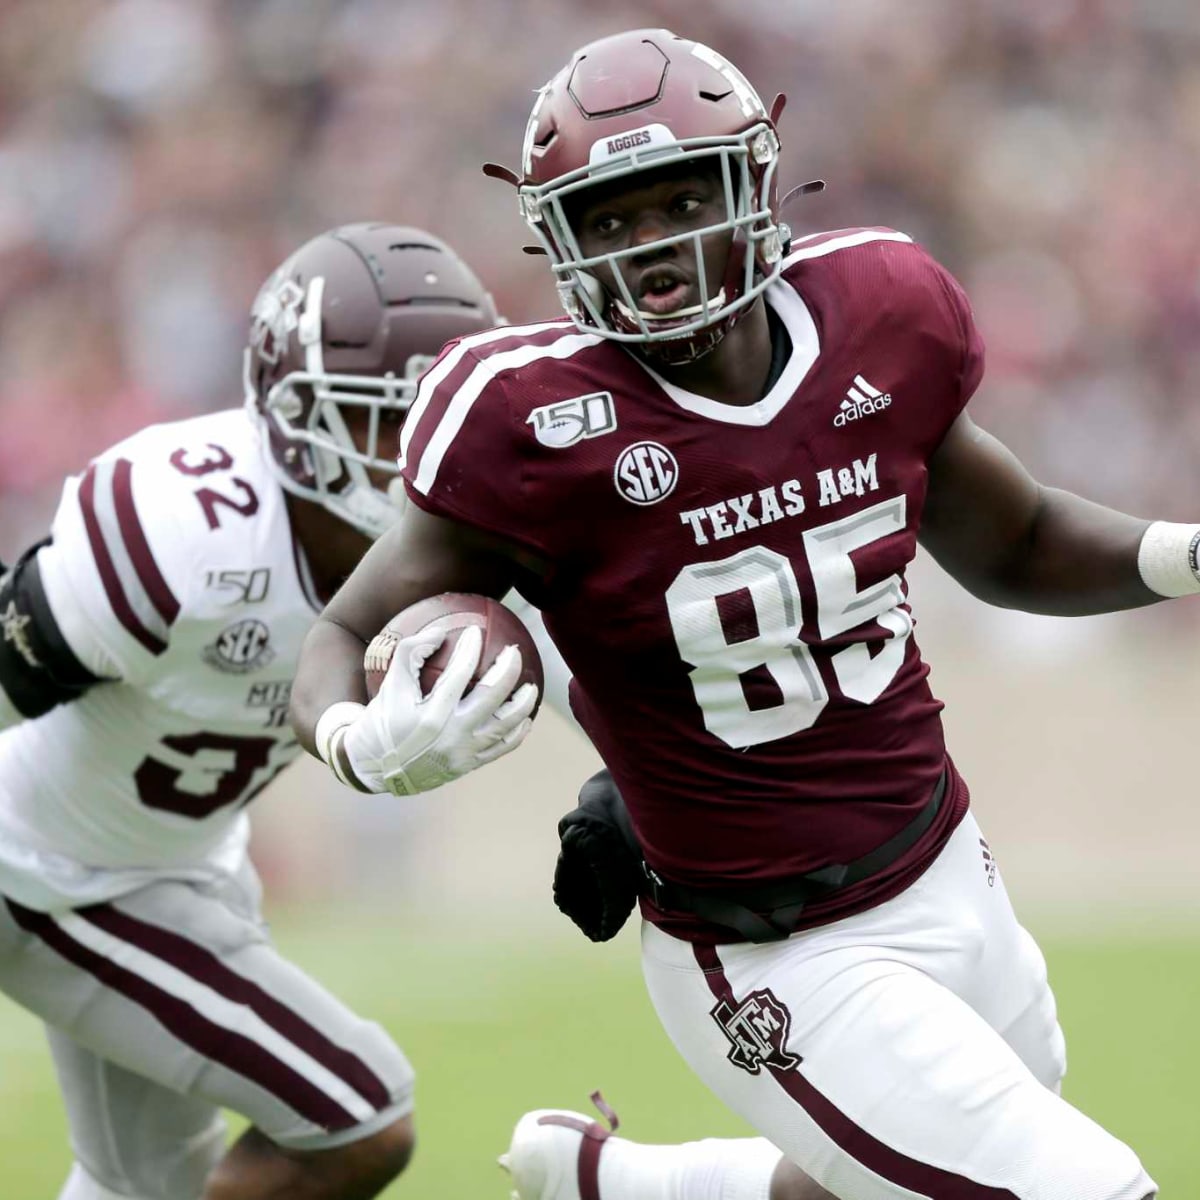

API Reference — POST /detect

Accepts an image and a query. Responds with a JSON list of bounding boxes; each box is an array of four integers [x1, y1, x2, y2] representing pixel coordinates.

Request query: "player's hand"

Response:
[[553, 769, 642, 942], [336, 624, 538, 795]]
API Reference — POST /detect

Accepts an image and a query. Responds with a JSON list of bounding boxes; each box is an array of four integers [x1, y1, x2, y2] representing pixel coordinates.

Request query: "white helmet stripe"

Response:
[[689, 44, 764, 119], [298, 276, 326, 376]]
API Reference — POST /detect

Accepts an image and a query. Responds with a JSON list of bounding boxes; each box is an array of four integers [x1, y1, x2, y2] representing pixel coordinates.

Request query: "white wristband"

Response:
[[315, 701, 366, 763], [315, 701, 371, 792], [1137, 521, 1200, 598]]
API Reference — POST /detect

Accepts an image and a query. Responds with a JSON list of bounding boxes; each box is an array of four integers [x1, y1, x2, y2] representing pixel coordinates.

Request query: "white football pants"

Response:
[[641, 812, 1155, 1200]]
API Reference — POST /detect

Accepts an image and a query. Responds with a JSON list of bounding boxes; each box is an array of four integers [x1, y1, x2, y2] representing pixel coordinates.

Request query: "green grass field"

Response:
[[1, 912, 1195, 1196]]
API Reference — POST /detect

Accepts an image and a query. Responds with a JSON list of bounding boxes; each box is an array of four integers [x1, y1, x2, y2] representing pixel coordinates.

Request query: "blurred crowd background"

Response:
[[2, 9, 1197, 1190], [5, 0, 1200, 532], [3, 0, 1200, 917]]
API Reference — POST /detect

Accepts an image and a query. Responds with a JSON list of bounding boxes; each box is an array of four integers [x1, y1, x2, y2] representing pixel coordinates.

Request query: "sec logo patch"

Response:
[[203, 619, 275, 674], [614, 441, 678, 505]]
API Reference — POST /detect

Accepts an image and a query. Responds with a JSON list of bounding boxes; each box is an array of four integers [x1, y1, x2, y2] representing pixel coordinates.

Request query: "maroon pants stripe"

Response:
[[7, 899, 360, 1132], [79, 903, 391, 1110], [694, 943, 1021, 1200]]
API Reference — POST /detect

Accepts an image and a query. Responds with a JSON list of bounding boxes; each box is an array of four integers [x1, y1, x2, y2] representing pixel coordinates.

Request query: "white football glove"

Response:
[[316, 624, 538, 796]]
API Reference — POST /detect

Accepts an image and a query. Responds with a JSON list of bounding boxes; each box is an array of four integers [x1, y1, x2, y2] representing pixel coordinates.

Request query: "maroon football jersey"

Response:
[[400, 228, 984, 940]]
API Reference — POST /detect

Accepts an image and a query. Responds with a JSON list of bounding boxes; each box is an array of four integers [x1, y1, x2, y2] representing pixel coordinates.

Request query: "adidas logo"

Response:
[[834, 375, 892, 427]]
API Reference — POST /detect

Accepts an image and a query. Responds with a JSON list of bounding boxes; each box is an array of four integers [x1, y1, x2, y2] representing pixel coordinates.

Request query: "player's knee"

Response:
[[342, 1113, 416, 1181], [297, 1115, 416, 1197], [301, 1114, 417, 1194], [204, 1115, 414, 1200]]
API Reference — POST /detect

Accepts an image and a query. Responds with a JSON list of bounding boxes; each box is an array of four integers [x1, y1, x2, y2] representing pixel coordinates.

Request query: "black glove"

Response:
[[553, 769, 643, 942]]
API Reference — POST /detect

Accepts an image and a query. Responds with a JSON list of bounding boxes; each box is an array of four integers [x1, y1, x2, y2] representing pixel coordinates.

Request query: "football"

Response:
[[363, 593, 544, 713]]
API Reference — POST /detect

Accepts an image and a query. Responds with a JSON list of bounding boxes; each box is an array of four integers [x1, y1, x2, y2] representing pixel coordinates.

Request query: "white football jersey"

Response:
[[0, 409, 320, 910]]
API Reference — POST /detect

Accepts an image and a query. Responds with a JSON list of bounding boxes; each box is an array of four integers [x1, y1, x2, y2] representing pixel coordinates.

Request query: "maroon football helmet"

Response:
[[244, 223, 499, 537], [506, 30, 788, 364]]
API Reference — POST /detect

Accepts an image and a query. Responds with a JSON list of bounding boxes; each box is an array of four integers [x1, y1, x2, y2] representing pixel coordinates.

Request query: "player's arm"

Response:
[[919, 412, 1170, 614], [0, 542, 112, 729], [501, 590, 577, 728], [290, 502, 535, 793]]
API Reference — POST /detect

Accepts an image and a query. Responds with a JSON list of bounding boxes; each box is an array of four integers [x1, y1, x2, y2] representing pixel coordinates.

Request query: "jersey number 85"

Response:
[[665, 495, 911, 749]]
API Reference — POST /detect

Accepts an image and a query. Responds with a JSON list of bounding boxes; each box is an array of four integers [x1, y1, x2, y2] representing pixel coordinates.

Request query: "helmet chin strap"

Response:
[[260, 433, 401, 541], [608, 277, 735, 365], [312, 399, 403, 540], [613, 288, 729, 328], [637, 322, 729, 366], [327, 484, 402, 541]]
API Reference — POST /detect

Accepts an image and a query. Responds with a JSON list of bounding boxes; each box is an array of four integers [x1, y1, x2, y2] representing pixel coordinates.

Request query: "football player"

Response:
[[0, 223, 527, 1200], [289, 30, 1172, 1200]]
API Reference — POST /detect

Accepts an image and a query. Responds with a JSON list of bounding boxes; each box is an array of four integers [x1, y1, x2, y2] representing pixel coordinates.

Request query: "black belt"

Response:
[[641, 769, 947, 944]]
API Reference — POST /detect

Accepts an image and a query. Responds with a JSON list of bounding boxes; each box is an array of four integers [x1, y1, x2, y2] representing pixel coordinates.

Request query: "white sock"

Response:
[[58, 1163, 149, 1200], [597, 1135, 782, 1200]]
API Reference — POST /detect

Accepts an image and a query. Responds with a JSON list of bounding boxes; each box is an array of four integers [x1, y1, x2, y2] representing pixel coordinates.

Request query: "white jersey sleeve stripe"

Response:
[[398, 319, 566, 470], [410, 332, 602, 496], [77, 463, 169, 656], [783, 229, 913, 269]]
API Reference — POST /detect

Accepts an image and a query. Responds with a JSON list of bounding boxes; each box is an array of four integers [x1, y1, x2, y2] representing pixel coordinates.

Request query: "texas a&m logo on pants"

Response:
[[710, 987, 802, 1075]]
